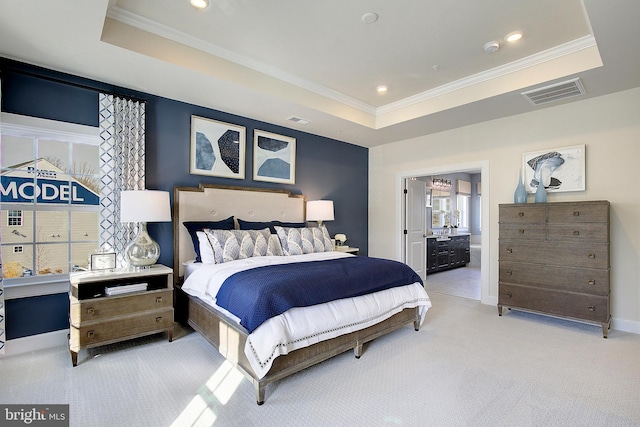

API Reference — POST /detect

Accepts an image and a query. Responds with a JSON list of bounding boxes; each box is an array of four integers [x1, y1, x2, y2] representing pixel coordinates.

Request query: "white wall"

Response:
[[369, 87, 640, 334]]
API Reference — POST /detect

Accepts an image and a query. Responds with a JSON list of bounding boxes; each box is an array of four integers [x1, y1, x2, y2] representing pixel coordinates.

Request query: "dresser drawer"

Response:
[[499, 284, 609, 323], [70, 308, 174, 348], [499, 223, 547, 240], [499, 261, 609, 295], [71, 289, 172, 324], [499, 240, 609, 269], [499, 205, 546, 224], [547, 202, 609, 224], [546, 223, 609, 243]]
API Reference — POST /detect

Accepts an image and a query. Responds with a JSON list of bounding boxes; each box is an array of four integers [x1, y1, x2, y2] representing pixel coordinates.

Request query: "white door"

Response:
[[404, 179, 426, 280]]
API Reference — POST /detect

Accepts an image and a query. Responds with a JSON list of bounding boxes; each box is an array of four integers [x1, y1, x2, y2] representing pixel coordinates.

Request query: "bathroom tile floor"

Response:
[[424, 266, 481, 300]]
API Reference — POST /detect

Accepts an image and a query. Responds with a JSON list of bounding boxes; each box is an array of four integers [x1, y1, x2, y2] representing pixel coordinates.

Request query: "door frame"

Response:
[[397, 160, 493, 305]]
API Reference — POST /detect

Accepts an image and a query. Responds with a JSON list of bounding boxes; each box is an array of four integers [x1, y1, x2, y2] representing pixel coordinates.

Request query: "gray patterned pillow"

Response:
[[205, 228, 275, 263], [274, 226, 334, 256]]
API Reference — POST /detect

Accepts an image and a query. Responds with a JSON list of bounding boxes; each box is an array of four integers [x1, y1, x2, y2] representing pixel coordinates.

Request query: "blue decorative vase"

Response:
[[514, 170, 527, 204], [534, 182, 547, 203]]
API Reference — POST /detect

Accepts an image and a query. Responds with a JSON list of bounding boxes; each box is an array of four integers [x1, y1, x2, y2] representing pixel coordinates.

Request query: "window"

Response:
[[7, 210, 22, 226], [456, 194, 470, 229], [1, 114, 100, 280]]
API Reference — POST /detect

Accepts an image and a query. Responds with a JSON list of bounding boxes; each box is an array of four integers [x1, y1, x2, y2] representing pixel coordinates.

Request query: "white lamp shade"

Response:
[[120, 190, 171, 223], [306, 200, 334, 222]]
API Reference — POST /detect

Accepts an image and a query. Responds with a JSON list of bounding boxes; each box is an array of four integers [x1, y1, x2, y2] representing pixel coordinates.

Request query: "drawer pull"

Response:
[[519, 229, 525, 234], [506, 248, 513, 253], [588, 253, 596, 259], [588, 280, 595, 285], [506, 292, 512, 298], [506, 270, 512, 276], [587, 305, 595, 312], [156, 296, 163, 303], [573, 230, 580, 236], [87, 330, 95, 338], [518, 212, 525, 217], [156, 317, 163, 323], [573, 211, 580, 216], [86, 307, 95, 315]]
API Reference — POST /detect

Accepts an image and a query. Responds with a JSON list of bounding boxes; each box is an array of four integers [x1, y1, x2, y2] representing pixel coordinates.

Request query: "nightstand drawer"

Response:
[[70, 289, 172, 324], [70, 308, 174, 348]]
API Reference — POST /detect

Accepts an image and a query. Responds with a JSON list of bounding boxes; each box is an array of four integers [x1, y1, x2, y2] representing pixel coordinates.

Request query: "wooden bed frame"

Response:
[[173, 184, 421, 404]]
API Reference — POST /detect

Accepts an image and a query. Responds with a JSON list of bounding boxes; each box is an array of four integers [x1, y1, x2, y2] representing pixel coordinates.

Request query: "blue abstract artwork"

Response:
[[253, 130, 296, 184], [190, 116, 245, 179]]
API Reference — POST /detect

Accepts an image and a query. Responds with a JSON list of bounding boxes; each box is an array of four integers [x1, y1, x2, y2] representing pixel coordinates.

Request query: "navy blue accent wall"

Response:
[[4, 294, 69, 340], [1, 58, 369, 339]]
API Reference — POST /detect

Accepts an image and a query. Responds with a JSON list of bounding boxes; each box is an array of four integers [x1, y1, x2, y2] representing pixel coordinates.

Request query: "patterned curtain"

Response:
[[98, 94, 146, 267]]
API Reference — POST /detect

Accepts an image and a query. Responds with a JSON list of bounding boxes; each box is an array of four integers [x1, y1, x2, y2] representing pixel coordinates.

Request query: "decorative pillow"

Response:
[[205, 228, 276, 263], [183, 217, 234, 262], [274, 226, 334, 256], [196, 231, 215, 264], [238, 219, 306, 234]]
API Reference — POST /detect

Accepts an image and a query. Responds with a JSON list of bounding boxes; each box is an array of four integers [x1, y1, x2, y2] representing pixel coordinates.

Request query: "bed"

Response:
[[173, 184, 431, 404]]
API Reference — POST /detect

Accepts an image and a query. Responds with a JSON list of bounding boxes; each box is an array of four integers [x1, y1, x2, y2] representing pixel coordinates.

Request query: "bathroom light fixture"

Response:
[[505, 31, 523, 42], [432, 177, 452, 190], [190, 0, 209, 10]]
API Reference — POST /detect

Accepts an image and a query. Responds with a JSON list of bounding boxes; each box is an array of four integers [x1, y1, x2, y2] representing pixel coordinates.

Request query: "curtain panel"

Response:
[[98, 94, 146, 267]]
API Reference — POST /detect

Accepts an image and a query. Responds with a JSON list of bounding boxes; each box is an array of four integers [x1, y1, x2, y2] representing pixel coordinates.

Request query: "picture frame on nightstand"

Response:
[[89, 252, 116, 271]]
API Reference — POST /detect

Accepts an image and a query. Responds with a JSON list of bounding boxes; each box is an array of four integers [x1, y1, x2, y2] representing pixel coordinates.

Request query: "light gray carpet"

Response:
[[1, 292, 639, 427]]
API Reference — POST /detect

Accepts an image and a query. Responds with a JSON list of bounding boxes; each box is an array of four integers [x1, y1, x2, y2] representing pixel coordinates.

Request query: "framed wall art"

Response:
[[253, 130, 296, 184], [190, 116, 246, 179], [523, 144, 585, 193]]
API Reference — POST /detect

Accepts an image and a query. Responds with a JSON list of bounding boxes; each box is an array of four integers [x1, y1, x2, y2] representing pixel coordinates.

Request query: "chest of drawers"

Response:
[[498, 201, 610, 337], [69, 264, 174, 365]]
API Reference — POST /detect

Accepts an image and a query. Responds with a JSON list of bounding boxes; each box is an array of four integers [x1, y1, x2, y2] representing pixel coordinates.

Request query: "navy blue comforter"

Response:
[[215, 256, 422, 333]]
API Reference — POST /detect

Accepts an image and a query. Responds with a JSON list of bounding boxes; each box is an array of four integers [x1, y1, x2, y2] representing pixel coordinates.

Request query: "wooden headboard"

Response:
[[173, 184, 306, 280]]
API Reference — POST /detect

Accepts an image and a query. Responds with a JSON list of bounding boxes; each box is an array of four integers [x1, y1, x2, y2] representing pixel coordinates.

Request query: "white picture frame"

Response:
[[253, 130, 296, 184], [523, 144, 585, 193], [190, 116, 246, 179]]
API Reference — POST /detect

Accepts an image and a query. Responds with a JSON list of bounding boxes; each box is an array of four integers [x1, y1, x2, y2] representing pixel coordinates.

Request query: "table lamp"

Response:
[[120, 190, 171, 268], [306, 200, 334, 227]]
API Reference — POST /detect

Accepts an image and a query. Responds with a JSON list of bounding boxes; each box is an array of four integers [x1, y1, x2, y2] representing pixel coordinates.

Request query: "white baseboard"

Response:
[[611, 317, 640, 335], [2, 329, 69, 356]]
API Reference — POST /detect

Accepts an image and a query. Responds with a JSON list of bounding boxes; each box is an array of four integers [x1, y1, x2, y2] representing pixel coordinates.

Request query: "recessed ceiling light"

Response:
[[505, 31, 523, 42], [376, 85, 388, 93], [190, 0, 209, 10]]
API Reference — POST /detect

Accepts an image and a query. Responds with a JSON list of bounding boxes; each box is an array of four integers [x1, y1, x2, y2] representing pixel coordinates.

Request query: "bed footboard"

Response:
[[182, 287, 420, 405]]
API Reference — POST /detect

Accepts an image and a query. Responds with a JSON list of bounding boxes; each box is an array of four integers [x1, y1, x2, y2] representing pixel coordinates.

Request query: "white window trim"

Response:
[[1, 113, 99, 297]]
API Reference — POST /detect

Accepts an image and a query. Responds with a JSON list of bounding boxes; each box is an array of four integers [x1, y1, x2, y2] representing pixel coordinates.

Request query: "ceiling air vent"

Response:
[[286, 116, 311, 125], [521, 78, 586, 106]]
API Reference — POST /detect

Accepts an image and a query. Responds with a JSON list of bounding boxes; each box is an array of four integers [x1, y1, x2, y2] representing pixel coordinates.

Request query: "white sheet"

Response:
[[181, 252, 432, 379]]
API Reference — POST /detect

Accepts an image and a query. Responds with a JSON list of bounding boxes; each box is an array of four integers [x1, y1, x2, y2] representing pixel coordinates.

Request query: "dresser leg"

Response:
[[498, 305, 503, 316], [167, 329, 174, 342], [602, 320, 610, 339], [70, 350, 78, 367]]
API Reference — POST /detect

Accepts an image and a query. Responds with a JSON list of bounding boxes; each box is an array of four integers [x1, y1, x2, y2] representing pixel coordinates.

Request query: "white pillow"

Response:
[[196, 231, 215, 264], [274, 225, 334, 256]]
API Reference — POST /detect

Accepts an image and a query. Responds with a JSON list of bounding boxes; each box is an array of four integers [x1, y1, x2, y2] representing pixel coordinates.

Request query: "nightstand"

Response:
[[68, 264, 174, 366], [335, 246, 359, 255]]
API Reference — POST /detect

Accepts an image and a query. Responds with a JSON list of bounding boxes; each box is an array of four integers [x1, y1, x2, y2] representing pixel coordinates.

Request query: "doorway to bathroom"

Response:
[[402, 161, 488, 302]]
